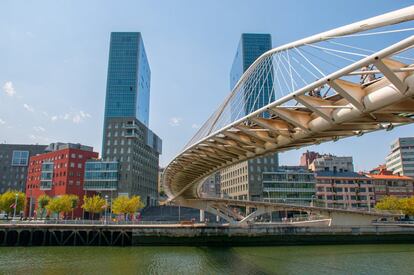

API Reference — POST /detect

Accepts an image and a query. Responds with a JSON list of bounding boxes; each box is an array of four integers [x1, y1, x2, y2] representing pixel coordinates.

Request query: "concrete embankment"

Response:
[[0, 223, 414, 246]]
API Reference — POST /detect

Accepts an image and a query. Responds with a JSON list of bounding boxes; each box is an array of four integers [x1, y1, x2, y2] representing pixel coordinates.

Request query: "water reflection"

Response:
[[0, 244, 414, 275]]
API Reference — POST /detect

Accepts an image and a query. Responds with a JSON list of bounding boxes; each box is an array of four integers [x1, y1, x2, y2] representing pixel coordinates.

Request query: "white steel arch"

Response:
[[163, 6, 414, 215]]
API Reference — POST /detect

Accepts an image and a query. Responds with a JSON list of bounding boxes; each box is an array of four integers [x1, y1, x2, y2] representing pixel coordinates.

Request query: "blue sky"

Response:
[[0, 0, 413, 170]]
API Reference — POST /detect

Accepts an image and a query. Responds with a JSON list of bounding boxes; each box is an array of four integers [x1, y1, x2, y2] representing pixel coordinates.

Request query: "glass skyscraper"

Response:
[[220, 33, 278, 202], [104, 32, 150, 127], [101, 32, 162, 206], [230, 33, 274, 118]]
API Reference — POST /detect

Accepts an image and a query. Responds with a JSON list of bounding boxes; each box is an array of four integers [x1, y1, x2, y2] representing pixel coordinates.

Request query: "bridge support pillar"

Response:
[[199, 210, 205, 222]]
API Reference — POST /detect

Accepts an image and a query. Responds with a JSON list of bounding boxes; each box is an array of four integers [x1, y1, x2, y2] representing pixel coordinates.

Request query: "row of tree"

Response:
[[0, 190, 145, 220], [375, 196, 414, 216]]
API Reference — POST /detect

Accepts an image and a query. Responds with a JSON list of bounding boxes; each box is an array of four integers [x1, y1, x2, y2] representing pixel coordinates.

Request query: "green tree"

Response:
[[400, 197, 414, 216], [127, 196, 144, 214], [46, 195, 72, 220], [375, 196, 402, 211], [69, 195, 79, 220], [112, 196, 144, 220], [37, 194, 51, 219], [81, 195, 106, 220], [0, 190, 26, 217]]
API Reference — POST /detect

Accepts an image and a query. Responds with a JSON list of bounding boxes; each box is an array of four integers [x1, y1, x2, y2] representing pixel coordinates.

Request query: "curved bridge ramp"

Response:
[[163, 6, 414, 223]]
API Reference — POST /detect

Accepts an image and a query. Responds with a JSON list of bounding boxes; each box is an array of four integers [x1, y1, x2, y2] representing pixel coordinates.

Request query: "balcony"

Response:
[[83, 181, 118, 191], [40, 181, 52, 190]]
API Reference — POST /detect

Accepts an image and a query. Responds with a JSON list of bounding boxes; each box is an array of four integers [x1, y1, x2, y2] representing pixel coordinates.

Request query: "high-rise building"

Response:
[[102, 32, 162, 206], [103, 32, 150, 129], [386, 137, 414, 177], [25, 143, 99, 218], [230, 33, 274, 118], [0, 144, 47, 193], [309, 154, 354, 173], [220, 33, 278, 201]]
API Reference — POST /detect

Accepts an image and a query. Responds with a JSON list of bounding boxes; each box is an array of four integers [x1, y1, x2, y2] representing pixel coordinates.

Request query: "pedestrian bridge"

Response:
[[163, 6, 414, 224]]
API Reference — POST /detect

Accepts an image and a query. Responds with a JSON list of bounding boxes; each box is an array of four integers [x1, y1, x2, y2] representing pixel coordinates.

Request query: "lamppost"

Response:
[[104, 195, 109, 225], [13, 193, 18, 221]]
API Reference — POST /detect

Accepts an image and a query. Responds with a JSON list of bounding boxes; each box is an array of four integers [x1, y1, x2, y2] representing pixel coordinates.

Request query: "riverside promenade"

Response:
[[1, 222, 414, 246]]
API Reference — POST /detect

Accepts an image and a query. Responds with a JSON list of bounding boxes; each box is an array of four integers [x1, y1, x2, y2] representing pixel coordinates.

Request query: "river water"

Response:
[[0, 244, 413, 274]]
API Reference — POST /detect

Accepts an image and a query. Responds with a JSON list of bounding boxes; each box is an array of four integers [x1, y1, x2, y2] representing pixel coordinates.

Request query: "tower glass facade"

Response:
[[230, 33, 274, 117], [221, 33, 278, 202], [104, 32, 150, 128], [102, 32, 161, 206]]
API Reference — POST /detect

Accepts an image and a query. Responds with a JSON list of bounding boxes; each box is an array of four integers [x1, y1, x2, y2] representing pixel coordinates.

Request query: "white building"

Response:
[[386, 137, 414, 177], [309, 154, 354, 173]]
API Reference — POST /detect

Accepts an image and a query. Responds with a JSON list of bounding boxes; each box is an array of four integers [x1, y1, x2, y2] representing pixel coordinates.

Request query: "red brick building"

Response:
[[25, 143, 98, 218], [300, 151, 321, 168]]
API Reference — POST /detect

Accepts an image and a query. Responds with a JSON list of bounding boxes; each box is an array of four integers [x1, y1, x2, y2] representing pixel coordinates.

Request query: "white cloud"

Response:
[[0, 118, 5, 125], [3, 81, 16, 97], [33, 126, 46, 132], [169, 117, 182, 127], [191, 123, 200, 129], [79, 110, 91, 118], [23, 103, 34, 112], [72, 114, 82, 124], [51, 110, 92, 124]]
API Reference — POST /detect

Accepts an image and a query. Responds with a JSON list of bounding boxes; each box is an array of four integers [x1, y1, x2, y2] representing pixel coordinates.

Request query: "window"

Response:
[[70, 162, 75, 168], [77, 163, 82, 168], [11, 151, 29, 166], [71, 153, 76, 158]]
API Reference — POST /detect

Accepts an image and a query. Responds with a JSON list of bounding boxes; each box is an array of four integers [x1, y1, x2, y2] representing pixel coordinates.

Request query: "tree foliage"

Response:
[[46, 195, 73, 219], [69, 195, 79, 209], [375, 196, 414, 216], [37, 194, 51, 218], [375, 196, 402, 211], [400, 197, 414, 216], [38, 194, 51, 209], [0, 190, 26, 215], [81, 195, 106, 219], [112, 196, 144, 216]]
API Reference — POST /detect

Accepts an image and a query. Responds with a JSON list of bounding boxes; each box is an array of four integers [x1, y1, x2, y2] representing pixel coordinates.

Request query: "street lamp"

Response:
[[13, 193, 18, 221], [104, 195, 109, 225]]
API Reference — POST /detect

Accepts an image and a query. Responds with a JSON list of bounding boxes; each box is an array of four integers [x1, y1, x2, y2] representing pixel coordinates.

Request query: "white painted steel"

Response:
[[163, 7, 414, 206]]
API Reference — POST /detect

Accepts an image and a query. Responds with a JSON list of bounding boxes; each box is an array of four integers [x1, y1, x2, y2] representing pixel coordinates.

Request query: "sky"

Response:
[[0, 0, 413, 171]]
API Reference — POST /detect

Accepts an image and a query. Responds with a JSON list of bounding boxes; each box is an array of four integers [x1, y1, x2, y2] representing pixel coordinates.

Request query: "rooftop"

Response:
[[366, 174, 413, 180], [315, 171, 368, 178]]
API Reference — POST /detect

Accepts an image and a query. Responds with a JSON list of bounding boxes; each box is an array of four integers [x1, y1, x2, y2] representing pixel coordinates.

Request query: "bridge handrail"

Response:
[[182, 5, 414, 152]]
